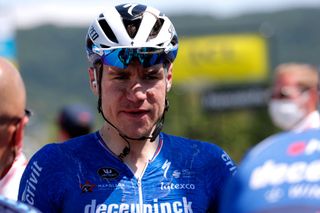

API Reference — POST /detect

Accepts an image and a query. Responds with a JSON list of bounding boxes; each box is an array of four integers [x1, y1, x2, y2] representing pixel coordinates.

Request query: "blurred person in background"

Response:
[[268, 63, 319, 132], [56, 104, 94, 141], [219, 128, 320, 213], [219, 65, 320, 213], [18, 3, 236, 212], [0, 57, 30, 200]]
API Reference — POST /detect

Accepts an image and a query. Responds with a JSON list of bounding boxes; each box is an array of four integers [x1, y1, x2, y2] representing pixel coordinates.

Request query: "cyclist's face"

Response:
[[100, 61, 172, 138]]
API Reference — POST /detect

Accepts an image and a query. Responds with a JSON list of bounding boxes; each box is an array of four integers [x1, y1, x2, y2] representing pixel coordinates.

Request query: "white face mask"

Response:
[[268, 99, 307, 130]]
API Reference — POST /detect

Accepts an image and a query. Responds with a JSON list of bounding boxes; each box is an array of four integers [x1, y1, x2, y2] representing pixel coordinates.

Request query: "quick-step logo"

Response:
[[287, 139, 320, 156]]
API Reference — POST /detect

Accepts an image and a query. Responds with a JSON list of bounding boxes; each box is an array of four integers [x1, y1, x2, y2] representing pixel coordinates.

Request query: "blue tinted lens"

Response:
[[101, 48, 168, 69], [102, 49, 128, 69]]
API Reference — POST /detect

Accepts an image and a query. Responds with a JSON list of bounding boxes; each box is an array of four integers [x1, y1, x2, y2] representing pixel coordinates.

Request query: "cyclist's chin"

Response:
[[122, 125, 153, 140]]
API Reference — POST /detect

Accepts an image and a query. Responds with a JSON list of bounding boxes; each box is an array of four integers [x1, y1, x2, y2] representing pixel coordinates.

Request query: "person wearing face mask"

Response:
[[219, 64, 320, 213], [268, 63, 320, 132]]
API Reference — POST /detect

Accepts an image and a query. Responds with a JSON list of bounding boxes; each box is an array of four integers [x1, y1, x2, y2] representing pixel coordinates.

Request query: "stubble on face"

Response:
[[100, 64, 167, 138]]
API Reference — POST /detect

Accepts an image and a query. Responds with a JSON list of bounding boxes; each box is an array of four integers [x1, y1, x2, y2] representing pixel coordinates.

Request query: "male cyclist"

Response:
[[19, 4, 236, 212]]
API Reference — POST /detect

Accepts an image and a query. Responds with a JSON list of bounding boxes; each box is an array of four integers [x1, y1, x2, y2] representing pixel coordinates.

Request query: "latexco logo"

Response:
[[160, 182, 196, 190]]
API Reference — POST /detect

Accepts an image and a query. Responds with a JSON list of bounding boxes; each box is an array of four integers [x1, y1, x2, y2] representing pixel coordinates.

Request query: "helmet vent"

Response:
[[86, 37, 93, 50], [100, 44, 110, 48], [98, 19, 118, 43], [123, 19, 142, 39], [148, 18, 164, 40], [171, 34, 178, 46]]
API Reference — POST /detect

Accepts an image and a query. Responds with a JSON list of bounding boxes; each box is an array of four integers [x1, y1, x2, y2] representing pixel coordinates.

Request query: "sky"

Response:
[[1, 0, 320, 29]]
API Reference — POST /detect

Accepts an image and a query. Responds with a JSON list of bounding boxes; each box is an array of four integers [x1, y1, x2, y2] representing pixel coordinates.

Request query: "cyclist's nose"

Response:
[[126, 79, 147, 102]]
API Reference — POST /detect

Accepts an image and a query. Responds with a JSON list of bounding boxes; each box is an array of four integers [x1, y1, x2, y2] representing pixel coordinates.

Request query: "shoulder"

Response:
[[161, 133, 236, 175], [21, 133, 99, 181], [31, 132, 97, 161], [162, 132, 226, 156], [243, 128, 320, 164], [18, 133, 99, 209]]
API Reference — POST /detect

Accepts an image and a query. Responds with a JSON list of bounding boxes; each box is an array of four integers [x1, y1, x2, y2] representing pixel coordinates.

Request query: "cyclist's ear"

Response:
[[88, 67, 99, 96], [165, 63, 173, 92]]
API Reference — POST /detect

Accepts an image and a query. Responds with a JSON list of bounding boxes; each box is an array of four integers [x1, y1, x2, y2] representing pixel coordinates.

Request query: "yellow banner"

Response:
[[173, 34, 269, 85]]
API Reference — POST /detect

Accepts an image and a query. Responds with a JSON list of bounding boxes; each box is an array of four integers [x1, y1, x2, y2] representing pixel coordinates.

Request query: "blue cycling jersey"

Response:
[[18, 132, 236, 213], [220, 128, 320, 213]]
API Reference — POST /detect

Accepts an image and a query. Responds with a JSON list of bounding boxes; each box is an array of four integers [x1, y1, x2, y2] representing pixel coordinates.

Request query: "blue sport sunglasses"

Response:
[[101, 47, 177, 69]]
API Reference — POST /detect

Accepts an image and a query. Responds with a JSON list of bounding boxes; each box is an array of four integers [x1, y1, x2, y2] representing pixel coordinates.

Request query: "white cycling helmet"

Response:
[[86, 3, 178, 68]]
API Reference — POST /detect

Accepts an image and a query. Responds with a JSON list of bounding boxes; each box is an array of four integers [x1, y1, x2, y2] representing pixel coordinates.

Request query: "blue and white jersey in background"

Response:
[[18, 132, 236, 213], [220, 128, 320, 213]]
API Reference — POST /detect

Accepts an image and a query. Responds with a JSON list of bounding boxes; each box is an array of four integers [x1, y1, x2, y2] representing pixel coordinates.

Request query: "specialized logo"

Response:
[[161, 160, 171, 179], [123, 3, 139, 16], [80, 180, 96, 193], [97, 167, 119, 180]]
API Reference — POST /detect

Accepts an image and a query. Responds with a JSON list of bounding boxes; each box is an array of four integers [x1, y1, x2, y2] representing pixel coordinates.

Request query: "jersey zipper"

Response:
[[137, 178, 143, 213], [137, 162, 148, 213]]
